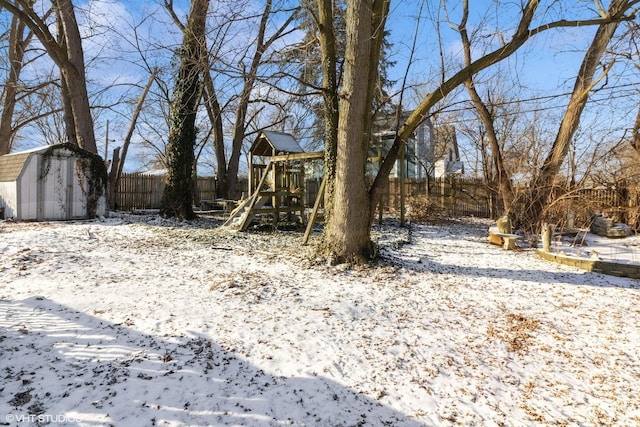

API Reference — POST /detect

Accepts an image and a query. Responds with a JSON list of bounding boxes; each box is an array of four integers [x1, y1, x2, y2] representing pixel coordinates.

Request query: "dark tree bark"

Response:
[[160, 0, 209, 219]]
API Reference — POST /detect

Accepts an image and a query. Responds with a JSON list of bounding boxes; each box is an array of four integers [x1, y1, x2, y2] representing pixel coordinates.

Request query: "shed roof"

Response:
[[250, 130, 304, 157], [0, 152, 31, 182]]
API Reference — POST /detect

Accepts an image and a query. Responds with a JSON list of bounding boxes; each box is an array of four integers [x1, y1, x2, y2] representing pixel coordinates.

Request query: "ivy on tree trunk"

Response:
[[160, 0, 209, 219]]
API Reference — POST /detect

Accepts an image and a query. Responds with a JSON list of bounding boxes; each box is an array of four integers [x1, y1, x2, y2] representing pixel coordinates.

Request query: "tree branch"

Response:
[[368, 0, 640, 212]]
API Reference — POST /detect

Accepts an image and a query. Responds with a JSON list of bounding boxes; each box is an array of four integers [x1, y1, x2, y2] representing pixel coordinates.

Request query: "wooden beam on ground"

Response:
[[303, 174, 327, 245], [238, 160, 273, 231]]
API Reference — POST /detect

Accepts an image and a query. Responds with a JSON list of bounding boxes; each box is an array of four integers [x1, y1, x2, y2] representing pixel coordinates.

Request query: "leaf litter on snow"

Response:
[[0, 213, 639, 426]]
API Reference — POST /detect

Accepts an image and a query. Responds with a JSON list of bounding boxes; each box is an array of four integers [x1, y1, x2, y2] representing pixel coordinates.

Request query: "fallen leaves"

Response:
[[487, 312, 540, 354]]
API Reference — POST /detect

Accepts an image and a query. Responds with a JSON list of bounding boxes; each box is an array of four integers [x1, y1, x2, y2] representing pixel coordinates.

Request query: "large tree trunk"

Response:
[[55, 4, 77, 147], [54, 0, 97, 154], [160, 0, 209, 219], [514, 0, 629, 233], [323, 0, 389, 263]]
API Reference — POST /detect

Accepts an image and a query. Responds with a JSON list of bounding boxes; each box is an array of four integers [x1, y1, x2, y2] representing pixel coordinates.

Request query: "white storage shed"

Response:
[[0, 144, 107, 221]]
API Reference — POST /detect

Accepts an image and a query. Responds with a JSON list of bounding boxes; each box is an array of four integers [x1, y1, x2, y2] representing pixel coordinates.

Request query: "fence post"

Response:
[[400, 143, 406, 226], [378, 149, 383, 225]]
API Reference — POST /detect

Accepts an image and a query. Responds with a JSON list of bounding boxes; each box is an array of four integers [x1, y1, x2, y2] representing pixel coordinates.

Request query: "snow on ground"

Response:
[[551, 229, 640, 264], [0, 213, 639, 426]]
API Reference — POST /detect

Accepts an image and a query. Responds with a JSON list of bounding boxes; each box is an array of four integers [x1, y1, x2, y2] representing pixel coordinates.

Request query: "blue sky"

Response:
[[385, 1, 606, 101], [7, 0, 639, 176], [384, 1, 639, 160]]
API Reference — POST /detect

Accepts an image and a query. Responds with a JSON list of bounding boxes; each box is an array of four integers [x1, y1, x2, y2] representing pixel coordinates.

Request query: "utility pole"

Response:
[[104, 120, 109, 161]]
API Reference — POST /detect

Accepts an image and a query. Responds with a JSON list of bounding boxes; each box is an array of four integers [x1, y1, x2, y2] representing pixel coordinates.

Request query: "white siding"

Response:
[[0, 181, 18, 219], [2, 146, 107, 221], [18, 155, 39, 220], [71, 159, 89, 219], [43, 155, 69, 220]]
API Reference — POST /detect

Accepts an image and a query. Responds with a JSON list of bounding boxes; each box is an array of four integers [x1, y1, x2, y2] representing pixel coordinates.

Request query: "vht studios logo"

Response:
[[5, 413, 82, 423]]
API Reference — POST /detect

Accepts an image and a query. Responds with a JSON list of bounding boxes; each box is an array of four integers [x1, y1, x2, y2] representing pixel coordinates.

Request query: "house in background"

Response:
[[433, 125, 464, 178], [0, 144, 107, 220], [370, 113, 463, 179]]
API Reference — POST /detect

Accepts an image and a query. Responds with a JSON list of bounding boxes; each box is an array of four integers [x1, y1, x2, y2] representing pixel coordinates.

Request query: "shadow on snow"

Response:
[[380, 222, 640, 290], [0, 297, 422, 427]]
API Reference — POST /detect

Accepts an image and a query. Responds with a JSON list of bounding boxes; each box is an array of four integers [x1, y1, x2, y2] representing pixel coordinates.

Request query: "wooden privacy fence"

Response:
[[115, 173, 217, 211], [551, 186, 640, 229], [115, 174, 492, 217], [370, 178, 640, 224], [303, 176, 492, 218], [383, 177, 492, 218], [114, 173, 640, 228]]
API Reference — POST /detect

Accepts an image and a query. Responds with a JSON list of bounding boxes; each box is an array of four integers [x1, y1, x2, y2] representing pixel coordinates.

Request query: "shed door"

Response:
[[40, 156, 71, 220], [70, 159, 88, 218], [39, 155, 92, 220]]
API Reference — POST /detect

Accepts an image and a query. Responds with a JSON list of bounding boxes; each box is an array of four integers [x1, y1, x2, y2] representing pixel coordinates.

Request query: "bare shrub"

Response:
[[407, 196, 448, 222]]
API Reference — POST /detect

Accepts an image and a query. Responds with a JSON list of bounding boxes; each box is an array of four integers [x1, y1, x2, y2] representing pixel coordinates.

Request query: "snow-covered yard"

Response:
[[0, 214, 639, 426]]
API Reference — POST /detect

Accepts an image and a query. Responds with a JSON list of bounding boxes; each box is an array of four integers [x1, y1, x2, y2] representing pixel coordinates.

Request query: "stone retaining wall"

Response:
[[536, 249, 640, 280]]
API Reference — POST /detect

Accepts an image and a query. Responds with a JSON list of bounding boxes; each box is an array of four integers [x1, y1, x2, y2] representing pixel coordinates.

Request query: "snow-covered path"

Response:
[[1, 215, 638, 426]]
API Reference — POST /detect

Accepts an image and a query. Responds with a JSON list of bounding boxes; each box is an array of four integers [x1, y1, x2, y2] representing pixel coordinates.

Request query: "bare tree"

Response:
[[223, 0, 297, 199], [0, 0, 98, 153], [160, 0, 209, 219], [162, 0, 298, 199], [108, 68, 158, 209], [513, 0, 639, 233], [458, 0, 515, 216], [201, 68, 226, 195], [0, 2, 34, 154], [316, 0, 638, 262]]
